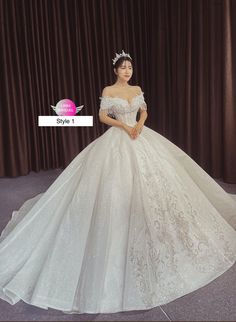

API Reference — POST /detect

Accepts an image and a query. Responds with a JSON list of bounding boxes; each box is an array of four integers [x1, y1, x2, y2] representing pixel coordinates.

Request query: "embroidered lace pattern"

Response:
[[99, 92, 147, 116], [128, 141, 236, 306]]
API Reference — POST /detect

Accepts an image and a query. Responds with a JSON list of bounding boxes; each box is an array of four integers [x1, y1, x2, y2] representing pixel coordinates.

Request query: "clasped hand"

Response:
[[124, 122, 144, 140]]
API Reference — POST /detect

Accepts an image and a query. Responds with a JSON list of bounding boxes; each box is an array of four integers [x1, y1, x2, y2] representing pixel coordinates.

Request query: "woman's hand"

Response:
[[131, 122, 144, 139], [122, 124, 136, 139], [123, 122, 144, 140]]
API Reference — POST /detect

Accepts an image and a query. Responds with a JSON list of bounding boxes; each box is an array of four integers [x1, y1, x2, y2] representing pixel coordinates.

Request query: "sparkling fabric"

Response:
[[99, 92, 147, 125], [0, 93, 236, 314]]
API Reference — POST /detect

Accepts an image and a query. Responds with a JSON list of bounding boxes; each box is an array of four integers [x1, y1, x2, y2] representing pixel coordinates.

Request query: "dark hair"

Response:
[[113, 57, 133, 70]]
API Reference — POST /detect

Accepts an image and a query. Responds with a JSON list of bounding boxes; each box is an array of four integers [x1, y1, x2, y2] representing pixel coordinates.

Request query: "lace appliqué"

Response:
[[98, 97, 115, 116], [129, 143, 236, 307], [136, 94, 147, 111], [99, 92, 147, 115]]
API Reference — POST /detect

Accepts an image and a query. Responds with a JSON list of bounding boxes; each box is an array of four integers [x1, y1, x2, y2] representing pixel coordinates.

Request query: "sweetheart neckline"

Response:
[[99, 92, 144, 106]]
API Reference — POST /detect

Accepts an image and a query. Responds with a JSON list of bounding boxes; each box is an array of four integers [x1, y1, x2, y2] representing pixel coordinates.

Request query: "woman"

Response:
[[99, 51, 147, 140], [0, 50, 236, 315]]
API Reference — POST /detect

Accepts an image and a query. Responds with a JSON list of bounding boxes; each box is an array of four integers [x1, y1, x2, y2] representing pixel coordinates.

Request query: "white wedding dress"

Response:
[[0, 92, 236, 314]]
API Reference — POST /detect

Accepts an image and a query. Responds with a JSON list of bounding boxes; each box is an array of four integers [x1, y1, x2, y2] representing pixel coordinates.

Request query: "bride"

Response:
[[99, 51, 147, 140], [0, 50, 236, 315]]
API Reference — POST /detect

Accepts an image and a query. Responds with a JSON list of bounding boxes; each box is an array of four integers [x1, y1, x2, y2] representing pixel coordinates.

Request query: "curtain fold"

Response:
[[222, 0, 236, 182], [0, 0, 235, 182]]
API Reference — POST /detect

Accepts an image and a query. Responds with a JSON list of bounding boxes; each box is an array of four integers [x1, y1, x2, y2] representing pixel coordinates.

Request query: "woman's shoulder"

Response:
[[107, 84, 140, 89], [101, 86, 111, 97], [101, 85, 142, 96], [133, 85, 142, 93], [100, 86, 116, 98]]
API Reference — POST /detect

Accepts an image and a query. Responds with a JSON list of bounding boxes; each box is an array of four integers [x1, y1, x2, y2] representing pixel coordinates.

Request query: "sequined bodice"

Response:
[[99, 92, 147, 127]]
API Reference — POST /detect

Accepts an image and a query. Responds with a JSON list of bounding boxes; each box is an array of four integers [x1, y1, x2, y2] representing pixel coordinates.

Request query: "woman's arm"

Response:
[[138, 109, 148, 126], [99, 86, 125, 129], [136, 86, 148, 126], [99, 112, 125, 129]]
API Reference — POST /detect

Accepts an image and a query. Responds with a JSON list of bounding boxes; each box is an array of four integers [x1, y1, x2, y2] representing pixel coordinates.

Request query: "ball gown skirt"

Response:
[[0, 92, 236, 314]]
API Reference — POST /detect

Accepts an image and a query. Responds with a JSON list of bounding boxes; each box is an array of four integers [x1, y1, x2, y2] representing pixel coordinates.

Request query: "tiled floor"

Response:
[[0, 169, 236, 321]]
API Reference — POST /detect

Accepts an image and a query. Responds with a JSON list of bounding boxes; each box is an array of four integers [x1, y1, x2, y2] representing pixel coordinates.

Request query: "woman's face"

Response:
[[114, 60, 133, 82]]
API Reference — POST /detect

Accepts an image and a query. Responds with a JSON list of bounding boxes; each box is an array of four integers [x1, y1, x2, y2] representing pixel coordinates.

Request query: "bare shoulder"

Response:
[[102, 85, 119, 97], [101, 86, 112, 97], [133, 85, 142, 94]]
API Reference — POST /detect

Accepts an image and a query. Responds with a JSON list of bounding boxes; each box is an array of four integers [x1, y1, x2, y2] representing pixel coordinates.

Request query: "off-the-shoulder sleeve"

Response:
[[99, 97, 114, 116], [138, 92, 147, 111]]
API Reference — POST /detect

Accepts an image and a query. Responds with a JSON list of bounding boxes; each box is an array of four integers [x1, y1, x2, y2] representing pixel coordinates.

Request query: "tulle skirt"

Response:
[[1, 125, 236, 314]]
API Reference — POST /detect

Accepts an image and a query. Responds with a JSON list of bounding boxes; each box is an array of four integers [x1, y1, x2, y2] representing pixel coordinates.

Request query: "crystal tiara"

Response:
[[112, 50, 132, 65]]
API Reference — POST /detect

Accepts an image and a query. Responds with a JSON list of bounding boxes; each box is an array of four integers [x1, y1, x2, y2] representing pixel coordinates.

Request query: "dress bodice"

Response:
[[99, 92, 147, 127]]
